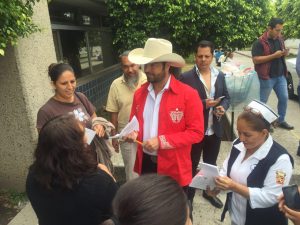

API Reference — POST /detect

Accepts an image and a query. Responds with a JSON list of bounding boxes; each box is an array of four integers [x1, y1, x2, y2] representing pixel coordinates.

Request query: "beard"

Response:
[[125, 75, 138, 89], [146, 71, 166, 84]]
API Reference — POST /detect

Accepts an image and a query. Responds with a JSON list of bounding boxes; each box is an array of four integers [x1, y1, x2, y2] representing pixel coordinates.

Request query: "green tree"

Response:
[[0, 0, 40, 56], [107, 0, 272, 56], [276, 0, 300, 38]]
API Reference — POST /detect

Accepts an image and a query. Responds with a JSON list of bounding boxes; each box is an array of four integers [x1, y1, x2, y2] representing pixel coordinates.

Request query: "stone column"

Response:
[[0, 0, 56, 191]]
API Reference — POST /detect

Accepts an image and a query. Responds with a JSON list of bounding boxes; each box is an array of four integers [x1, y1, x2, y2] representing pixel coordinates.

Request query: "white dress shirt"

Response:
[[195, 65, 219, 135], [142, 76, 171, 155], [220, 135, 293, 225]]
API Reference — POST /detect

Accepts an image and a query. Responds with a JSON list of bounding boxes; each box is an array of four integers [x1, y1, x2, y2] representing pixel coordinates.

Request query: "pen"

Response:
[[134, 140, 144, 146]]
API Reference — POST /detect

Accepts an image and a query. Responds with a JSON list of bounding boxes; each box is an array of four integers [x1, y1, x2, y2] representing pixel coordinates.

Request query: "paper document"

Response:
[[85, 128, 96, 145], [189, 162, 220, 190], [109, 116, 139, 139]]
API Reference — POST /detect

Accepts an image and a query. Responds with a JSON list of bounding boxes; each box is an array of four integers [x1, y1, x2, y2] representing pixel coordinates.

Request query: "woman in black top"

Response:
[[26, 114, 118, 225]]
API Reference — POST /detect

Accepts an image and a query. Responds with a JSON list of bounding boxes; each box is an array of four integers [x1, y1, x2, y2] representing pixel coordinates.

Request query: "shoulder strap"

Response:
[[75, 92, 88, 111], [221, 139, 241, 221], [227, 139, 241, 176]]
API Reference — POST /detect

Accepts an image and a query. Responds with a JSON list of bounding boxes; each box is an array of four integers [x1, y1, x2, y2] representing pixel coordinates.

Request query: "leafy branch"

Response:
[[107, 0, 273, 56], [0, 0, 40, 56]]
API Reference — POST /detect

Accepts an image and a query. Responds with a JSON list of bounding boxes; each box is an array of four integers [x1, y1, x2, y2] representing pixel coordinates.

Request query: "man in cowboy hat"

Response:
[[124, 38, 204, 192]]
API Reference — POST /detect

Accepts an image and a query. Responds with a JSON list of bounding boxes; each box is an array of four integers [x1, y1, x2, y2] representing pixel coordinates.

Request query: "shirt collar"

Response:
[[234, 135, 273, 160], [195, 65, 219, 78]]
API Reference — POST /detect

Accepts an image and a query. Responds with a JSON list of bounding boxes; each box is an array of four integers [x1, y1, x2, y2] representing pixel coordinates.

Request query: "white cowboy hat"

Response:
[[128, 38, 185, 67]]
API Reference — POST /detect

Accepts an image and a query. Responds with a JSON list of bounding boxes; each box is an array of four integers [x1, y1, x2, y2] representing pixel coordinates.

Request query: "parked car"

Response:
[[286, 58, 298, 100]]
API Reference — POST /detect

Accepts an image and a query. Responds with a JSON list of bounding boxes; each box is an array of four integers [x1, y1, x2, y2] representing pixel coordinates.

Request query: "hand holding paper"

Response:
[[189, 162, 219, 190], [85, 128, 96, 145], [215, 175, 236, 191], [109, 116, 139, 140]]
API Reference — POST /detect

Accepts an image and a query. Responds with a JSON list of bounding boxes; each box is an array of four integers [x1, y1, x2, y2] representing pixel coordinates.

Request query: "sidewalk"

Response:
[[8, 51, 300, 225]]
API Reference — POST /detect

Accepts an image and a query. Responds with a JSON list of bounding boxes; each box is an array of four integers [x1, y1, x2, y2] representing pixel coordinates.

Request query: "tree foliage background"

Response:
[[276, 0, 300, 39], [107, 0, 272, 56], [0, 0, 40, 56]]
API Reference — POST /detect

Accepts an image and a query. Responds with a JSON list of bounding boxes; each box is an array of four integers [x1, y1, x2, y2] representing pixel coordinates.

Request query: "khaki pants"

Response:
[[119, 141, 139, 181]]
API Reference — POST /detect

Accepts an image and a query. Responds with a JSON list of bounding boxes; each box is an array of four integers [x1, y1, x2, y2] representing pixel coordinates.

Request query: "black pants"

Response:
[[188, 134, 221, 202], [141, 153, 157, 174]]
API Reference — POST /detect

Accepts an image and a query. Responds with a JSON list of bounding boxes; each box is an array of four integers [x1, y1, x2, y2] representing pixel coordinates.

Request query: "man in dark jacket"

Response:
[[251, 17, 293, 130], [180, 40, 230, 208]]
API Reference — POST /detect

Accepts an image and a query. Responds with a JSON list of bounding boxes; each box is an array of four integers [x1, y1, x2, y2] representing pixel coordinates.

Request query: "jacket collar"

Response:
[[168, 75, 180, 94]]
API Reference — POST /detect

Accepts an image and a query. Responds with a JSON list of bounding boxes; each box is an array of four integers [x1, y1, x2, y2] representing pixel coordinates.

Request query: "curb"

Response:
[[235, 51, 252, 58]]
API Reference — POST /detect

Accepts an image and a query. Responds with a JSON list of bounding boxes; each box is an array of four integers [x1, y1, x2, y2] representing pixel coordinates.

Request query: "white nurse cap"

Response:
[[247, 100, 279, 124]]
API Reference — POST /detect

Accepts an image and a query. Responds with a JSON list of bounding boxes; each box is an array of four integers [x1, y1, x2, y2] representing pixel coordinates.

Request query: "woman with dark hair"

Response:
[[111, 174, 191, 225], [37, 62, 104, 134], [208, 100, 293, 225], [37, 62, 114, 171], [26, 114, 118, 225]]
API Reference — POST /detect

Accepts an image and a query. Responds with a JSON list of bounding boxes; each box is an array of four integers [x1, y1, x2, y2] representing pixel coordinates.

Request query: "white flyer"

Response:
[[189, 162, 220, 190], [85, 128, 96, 145], [109, 116, 139, 139]]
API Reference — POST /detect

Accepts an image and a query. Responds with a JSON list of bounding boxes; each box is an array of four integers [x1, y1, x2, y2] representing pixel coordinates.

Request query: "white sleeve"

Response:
[[248, 154, 293, 209]]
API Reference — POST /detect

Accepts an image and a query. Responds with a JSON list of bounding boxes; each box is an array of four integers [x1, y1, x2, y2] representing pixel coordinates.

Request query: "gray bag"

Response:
[[75, 92, 114, 173], [91, 136, 114, 173]]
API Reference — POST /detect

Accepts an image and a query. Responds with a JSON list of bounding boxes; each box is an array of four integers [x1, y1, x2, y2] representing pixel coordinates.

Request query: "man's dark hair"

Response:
[[31, 114, 98, 190], [268, 18, 284, 28], [113, 174, 188, 225], [195, 40, 215, 55]]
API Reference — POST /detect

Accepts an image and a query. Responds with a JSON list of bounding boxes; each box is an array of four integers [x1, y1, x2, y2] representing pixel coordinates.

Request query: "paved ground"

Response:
[[8, 51, 300, 225]]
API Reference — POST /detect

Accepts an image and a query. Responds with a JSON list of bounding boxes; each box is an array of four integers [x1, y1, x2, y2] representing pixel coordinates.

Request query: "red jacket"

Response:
[[130, 75, 204, 186]]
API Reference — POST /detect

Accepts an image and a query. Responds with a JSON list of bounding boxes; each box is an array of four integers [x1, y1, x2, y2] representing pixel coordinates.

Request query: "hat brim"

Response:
[[128, 48, 185, 68]]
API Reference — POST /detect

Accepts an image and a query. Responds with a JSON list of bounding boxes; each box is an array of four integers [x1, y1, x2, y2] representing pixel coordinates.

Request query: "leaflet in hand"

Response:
[[189, 162, 220, 190], [85, 128, 96, 145], [109, 116, 139, 139]]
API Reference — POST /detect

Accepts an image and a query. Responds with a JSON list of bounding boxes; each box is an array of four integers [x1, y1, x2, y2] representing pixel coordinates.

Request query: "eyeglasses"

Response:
[[243, 106, 264, 119]]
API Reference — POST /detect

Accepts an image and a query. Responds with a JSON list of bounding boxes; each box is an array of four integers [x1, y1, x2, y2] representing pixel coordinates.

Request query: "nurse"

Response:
[[210, 100, 293, 225]]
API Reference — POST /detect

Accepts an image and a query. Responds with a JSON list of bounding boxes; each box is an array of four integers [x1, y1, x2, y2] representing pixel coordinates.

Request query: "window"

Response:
[[59, 30, 89, 78], [88, 30, 104, 73], [49, 2, 116, 79], [52, 29, 110, 78]]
